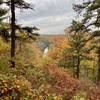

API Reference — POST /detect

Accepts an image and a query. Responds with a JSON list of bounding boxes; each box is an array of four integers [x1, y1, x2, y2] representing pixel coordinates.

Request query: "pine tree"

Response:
[[63, 20, 91, 79], [0, 9, 7, 22], [0, 2, 9, 41], [73, 0, 100, 82], [1, 0, 33, 67]]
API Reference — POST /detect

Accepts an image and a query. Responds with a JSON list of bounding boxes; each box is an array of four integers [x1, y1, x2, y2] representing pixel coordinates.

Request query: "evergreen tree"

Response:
[[0, 9, 7, 22], [1, 0, 33, 67], [0, 3, 9, 41], [73, 0, 100, 82], [62, 20, 92, 79]]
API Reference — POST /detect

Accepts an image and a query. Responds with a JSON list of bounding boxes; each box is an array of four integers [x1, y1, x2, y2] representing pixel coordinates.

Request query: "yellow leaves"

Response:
[[0, 77, 34, 99], [9, 96, 13, 100], [16, 42, 42, 66], [81, 60, 95, 69], [0, 37, 9, 52], [53, 36, 69, 50], [14, 79, 20, 84], [48, 36, 69, 62], [1, 89, 4, 93], [72, 91, 87, 100]]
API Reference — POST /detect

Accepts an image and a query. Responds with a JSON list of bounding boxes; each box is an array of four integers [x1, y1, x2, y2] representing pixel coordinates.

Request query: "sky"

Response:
[[16, 0, 80, 34]]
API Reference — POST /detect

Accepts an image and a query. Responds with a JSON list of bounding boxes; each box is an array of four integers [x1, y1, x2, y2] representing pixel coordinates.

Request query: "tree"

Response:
[[0, 7, 9, 41], [1, 0, 33, 67], [47, 35, 68, 62], [63, 20, 92, 79], [73, 0, 100, 82], [16, 26, 39, 51], [0, 9, 7, 22], [0, 2, 8, 40]]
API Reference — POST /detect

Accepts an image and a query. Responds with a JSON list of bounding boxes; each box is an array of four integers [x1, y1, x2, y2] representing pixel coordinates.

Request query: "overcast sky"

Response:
[[16, 0, 80, 34]]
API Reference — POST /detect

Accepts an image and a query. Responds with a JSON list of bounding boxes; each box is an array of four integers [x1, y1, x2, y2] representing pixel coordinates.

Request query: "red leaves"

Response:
[[88, 87, 100, 100], [44, 63, 81, 95], [44, 63, 100, 100]]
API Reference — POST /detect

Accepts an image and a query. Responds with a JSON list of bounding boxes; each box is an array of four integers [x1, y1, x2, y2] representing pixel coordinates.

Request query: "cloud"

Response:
[[16, 0, 76, 34]]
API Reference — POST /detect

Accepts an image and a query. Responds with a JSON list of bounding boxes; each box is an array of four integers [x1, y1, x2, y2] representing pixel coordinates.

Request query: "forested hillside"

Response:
[[0, 0, 100, 100]]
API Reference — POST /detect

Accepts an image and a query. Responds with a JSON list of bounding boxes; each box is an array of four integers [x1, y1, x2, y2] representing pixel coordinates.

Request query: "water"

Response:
[[44, 47, 48, 55]]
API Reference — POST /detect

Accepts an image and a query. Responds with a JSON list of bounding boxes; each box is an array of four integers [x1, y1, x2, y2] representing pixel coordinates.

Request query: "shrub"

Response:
[[72, 91, 87, 100], [0, 74, 33, 99]]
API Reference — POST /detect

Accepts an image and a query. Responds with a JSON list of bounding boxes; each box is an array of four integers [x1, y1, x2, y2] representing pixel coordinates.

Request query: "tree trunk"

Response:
[[97, 47, 100, 82], [76, 52, 80, 79], [11, 0, 16, 67]]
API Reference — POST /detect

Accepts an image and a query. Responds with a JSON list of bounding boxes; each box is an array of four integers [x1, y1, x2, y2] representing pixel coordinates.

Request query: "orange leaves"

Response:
[[43, 62, 100, 100], [87, 87, 100, 100], [0, 77, 33, 99], [47, 35, 68, 61], [44, 63, 81, 96], [0, 79, 20, 97]]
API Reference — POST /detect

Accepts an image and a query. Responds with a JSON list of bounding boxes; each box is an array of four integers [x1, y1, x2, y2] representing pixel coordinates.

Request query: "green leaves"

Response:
[[0, 0, 3, 5], [93, 30, 100, 37], [70, 20, 88, 33], [88, 3, 100, 11], [22, 26, 39, 34], [1, 0, 33, 9], [0, 9, 8, 22], [0, 9, 7, 17], [0, 8, 9, 41]]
